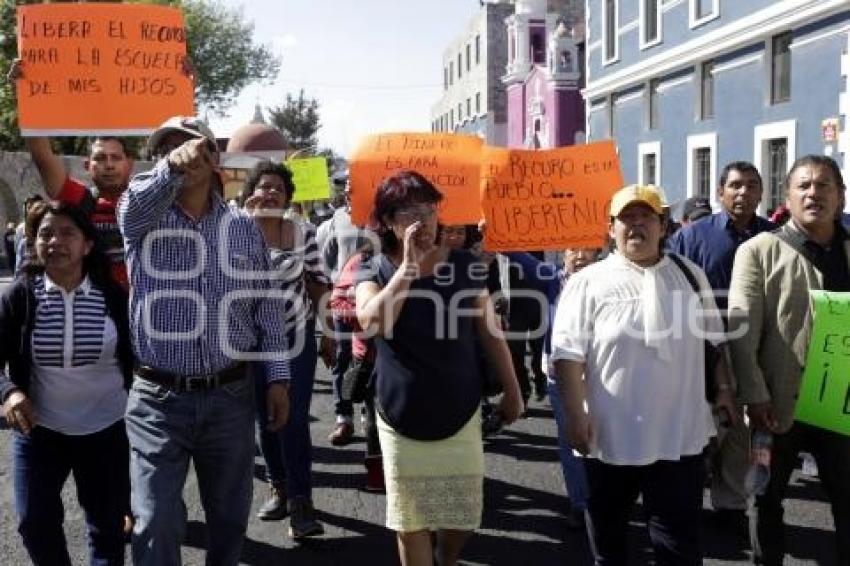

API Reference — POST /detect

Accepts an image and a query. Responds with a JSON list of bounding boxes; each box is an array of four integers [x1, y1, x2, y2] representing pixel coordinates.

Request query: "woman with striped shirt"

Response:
[[0, 201, 133, 565], [241, 160, 335, 539]]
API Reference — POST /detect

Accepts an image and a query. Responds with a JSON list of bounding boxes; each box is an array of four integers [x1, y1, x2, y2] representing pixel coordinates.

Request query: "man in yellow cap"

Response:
[[550, 184, 737, 564]]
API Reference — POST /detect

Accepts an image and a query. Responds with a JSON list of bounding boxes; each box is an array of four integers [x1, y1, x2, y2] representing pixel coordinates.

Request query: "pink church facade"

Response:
[[503, 0, 585, 150]]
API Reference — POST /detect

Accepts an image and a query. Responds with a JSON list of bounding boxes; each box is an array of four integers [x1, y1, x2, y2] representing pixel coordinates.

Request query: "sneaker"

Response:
[[288, 497, 324, 539], [257, 484, 287, 521], [364, 455, 385, 493], [328, 421, 354, 446]]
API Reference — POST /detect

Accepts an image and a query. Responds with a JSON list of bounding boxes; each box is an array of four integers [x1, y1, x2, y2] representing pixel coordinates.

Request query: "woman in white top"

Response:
[[550, 185, 737, 565], [0, 201, 133, 565]]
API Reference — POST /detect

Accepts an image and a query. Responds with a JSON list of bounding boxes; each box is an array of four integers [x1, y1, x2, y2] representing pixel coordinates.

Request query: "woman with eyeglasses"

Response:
[[356, 170, 523, 566], [0, 201, 133, 565], [240, 159, 335, 539]]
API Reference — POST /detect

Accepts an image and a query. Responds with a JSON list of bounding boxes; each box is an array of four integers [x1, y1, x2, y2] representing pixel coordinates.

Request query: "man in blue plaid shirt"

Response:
[[118, 116, 292, 566]]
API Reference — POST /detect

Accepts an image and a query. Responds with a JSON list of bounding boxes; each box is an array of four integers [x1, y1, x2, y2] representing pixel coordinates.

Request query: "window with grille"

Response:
[[644, 153, 657, 186], [766, 138, 788, 213], [700, 60, 715, 119], [694, 147, 711, 197], [771, 33, 792, 104]]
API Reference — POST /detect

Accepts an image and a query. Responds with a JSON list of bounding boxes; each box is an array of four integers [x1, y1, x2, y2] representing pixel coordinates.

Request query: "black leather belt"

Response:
[[135, 362, 247, 393]]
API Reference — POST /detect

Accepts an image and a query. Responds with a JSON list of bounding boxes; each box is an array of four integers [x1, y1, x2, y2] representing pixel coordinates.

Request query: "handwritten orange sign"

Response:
[[481, 141, 624, 251], [16, 3, 194, 136], [349, 133, 483, 226]]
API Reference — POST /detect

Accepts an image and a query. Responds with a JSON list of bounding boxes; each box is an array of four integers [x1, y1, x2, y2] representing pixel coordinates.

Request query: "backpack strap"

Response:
[[667, 253, 701, 297]]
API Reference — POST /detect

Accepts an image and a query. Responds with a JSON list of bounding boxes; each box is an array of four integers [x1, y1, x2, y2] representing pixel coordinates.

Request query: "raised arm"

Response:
[[25, 137, 67, 198]]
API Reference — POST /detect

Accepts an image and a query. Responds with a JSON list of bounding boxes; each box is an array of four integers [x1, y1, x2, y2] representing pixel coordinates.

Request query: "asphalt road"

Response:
[[0, 274, 839, 565]]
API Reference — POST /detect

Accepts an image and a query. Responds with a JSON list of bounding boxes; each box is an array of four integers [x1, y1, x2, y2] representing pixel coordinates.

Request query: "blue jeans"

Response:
[[13, 420, 129, 566], [254, 318, 317, 499], [126, 374, 255, 566], [547, 380, 589, 511], [331, 316, 354, 418]]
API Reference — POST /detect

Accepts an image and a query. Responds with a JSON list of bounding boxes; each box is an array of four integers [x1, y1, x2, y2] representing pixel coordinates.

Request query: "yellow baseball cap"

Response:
[[609, 184, 664, 217]]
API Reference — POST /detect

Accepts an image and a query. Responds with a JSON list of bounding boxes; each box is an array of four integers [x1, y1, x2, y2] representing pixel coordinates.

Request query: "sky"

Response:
[[208, 1, 483, 159]]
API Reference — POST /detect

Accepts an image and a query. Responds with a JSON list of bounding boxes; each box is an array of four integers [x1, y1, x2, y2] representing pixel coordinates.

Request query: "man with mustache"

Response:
[[728, 155, 850, 566], [552, 184, 737, 565], [668, 161, 775, 536]]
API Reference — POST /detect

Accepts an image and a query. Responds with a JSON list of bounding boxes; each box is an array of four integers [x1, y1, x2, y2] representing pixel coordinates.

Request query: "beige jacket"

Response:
[[728, 222, 850, 433]]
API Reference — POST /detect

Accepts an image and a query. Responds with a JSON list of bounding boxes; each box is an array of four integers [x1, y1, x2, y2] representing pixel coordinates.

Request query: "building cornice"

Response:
[[584, 0, 848, 99]]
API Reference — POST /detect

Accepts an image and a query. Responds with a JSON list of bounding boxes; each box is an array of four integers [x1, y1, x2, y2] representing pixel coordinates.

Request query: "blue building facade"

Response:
[[584, 0, 849, 216]]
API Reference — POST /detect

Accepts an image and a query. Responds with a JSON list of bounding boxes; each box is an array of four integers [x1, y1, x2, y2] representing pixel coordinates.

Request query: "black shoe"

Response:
[[288, 497, 324, 539]]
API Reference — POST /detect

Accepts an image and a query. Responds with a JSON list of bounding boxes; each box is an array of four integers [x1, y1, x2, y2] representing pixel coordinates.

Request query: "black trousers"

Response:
[[584, 454, 705, 566], [752, 422, 850, 565]]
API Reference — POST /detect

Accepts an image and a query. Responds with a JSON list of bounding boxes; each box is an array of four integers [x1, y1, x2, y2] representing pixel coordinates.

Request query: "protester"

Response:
[[0, 201, 133, 565], [4, 221, 16, 271], [240, 159, 334, 537], [551, 184, 738, 565], [506, 251, 548, 406], [728, 155, 850, 566], [329, 241, 384, 492], [506, 246, 601, 529], [356, 170, 522, 566], [14, 195, 44, 275], [118, 116, 291, 565], [668, 161, 775, 535], [681, 196, 712, 225], [317, 180, 370, 446]]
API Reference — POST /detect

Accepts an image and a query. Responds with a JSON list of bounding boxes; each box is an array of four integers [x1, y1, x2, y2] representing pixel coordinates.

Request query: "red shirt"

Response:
[[57, 177, 128, 289]]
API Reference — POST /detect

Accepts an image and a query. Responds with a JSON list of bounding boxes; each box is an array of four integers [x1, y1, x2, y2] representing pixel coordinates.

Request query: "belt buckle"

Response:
[[184, 375, 211, 392]]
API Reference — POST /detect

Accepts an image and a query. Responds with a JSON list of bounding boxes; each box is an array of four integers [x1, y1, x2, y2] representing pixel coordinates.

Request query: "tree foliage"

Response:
[[267, 89, 321, 152], [0, 0, 280, 152]]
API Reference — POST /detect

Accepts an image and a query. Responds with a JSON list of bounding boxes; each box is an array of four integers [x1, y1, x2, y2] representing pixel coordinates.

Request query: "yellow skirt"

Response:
[[377, 409, 484, 532]]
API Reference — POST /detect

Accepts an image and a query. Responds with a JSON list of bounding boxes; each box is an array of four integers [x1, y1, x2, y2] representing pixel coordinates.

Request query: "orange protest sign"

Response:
[[16, 3, 193, 136], [481, 141, 623, 251], [349, 133, 483, 226]]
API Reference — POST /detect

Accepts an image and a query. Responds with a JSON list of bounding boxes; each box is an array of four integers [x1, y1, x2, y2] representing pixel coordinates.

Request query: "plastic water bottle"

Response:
[[745, 431, 773, 496]]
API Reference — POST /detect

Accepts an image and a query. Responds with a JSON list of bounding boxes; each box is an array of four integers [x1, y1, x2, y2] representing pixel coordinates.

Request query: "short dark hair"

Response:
[[719, 161, 762, 189], [240, 160, 296, 205], [786, 155, 846, 192], [24, 201, 109, 285], [370, 170, 443, 254], [88, 136, 132, 159]]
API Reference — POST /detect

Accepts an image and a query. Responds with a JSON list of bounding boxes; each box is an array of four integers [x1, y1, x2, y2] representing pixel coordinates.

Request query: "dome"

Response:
[[225, 123, 288, 153]]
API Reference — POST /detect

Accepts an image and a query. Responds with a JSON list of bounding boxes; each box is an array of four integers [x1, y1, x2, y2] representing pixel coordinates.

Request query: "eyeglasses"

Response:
[[393, 205, 437, 223]]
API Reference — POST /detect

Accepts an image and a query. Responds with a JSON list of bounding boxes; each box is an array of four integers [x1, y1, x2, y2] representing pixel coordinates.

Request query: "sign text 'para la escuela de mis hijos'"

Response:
[[16, 3, 194, 136]]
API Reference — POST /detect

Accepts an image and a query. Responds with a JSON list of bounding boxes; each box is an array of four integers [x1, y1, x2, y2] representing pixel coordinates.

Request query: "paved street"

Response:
[[0, 273, 839, 565]]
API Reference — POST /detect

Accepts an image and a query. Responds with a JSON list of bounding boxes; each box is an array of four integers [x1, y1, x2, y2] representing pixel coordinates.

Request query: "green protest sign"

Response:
[[287, 157, 330, 202], [795, 291, 850, 436]]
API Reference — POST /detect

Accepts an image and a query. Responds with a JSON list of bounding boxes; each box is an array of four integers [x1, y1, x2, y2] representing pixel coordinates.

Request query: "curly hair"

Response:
[[239, 159, 296, 205]]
